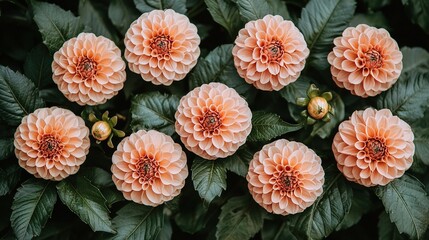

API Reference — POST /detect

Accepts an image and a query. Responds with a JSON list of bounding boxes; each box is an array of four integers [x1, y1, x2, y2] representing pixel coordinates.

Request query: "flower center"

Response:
[[264, 40, 284, 62], [77, 57, 97, 80], [136, 156, 159, 182], [39, 134, 63, 160], [277, 167, 300, 195], [200, 111, 222, 136], [151, 35, 173, 57], [365, 138, 387, 161], [365, 49, 383, 68]]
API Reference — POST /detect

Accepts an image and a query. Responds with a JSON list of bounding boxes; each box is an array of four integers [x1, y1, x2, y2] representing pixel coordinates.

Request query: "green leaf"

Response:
[[174, 201, 209, 234], [0, 66, 45, 126], [130, 92, 179, 135], [108, 0, 140, 35], [133, 0, 186, 14], [364, 0, 392, 10], [261, 221, 298, 240], [216, 195, 265, 240], [189, 44, 256, 102], [413, 127, 429, 165], [378, 211, 405, 240], [205, 0, 243, 37], [298, 0, 356, 70], [100, 188, 125, 207], [192, 157, 227, 203], [222, 146, 253, 177], [78, 167, 114, 188], [289, 165, 353, 240], [336, 189, 372, 230], [56, 177, 115, 233], [267, 0, 290, 19], [11, 179, 57, 240], [310, 93, 345, 139], [31, 0, 86, 53], [0, 138, 14, 161], [236, 0, 272, 21], [376, 71, 429, 123], [157, 217, 172, 240], [247, 111, 303, 142], [375, 174, 429, 240], [110, 203, 163, 240], [78, 0, 120, 43], [23, 44, 53, 90], [402, 0, 429, 34], [0, 164, 21, 196], [279, 76, 312, 103], [401, 47, 429, 74], [349, 12, 391, 30]]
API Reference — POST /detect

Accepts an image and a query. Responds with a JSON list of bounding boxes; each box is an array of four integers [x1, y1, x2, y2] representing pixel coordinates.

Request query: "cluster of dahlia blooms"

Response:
[[13, 7, 415, 215]]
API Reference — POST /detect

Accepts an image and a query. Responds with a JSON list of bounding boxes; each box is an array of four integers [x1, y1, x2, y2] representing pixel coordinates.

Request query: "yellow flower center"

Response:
[[77, 57, 98, 80], [136, 156, 159, 182], [365, 138, 387, 161], [39, 134, 63, 160], [200, 111, 222, 136]]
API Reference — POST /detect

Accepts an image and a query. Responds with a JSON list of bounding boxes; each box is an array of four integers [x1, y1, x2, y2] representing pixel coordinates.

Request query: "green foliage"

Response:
[[108, 0, 140, 35], [23, 44, 53, 90], [0, 66, 45, 126], [413, 127, 429, 165], [261, 221, 298, 240], [378, 211, 405, 240], [0, 138, 14, 161], [402, 0, 429, 34], [174, 201, 209, 234], [401, 47, 429, 74], [10, 179, 57, 240], [375, 174, 429, 240], [205, 0, 243, 37], [216, 195, 265, 240], [236, 0, 272, 21], [298, 0, 357, 70], [192, 157, 227, 203], [133, 0, 187, 14], [222, 146, 253, 177], [31, 0, 86, 53], [248, 111, 303, 142], [0, 164, 21, 196], [110, 203, 164, 240], [310, 93, 345, 138], [56, 177, 115, 233], [289, 165, 353, 240], [130, 92, 179, 135]]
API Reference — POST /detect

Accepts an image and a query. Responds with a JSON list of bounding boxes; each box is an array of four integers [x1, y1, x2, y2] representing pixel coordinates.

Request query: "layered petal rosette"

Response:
[[247, 139, 324, 215], [111, 130, 188, 206], [332, 108, 414, 187], [14, 107, 90, 180]]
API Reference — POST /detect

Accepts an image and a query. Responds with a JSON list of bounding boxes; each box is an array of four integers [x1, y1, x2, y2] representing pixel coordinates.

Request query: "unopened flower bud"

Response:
[[91, 121, 112, 141], [307, 97, 329, 120]]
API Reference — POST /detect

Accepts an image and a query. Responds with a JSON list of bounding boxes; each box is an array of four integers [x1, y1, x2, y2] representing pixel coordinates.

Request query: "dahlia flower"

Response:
[[232, 15, 309, 91], [175, 82, 252, 160], [14, 107, 90, 181], [332, 108, 414, 187], [247, 139, 324, 215], [52, 33, 126, 105], [111, 130, 188, 206], [124, 9, 200, 85], [328, 24, 402, 97]]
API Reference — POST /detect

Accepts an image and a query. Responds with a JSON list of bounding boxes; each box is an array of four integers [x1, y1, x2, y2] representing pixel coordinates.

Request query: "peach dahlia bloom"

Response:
[[247, 139, 324, 215], [233, 15, 309, 91], [328, 24, 402, 97], [332, 108, 414, 187], [124, 9, 200, 86], [52, 33, 126, 105], [175, 82, 252, 160], [111, 130, 188, 206], [14, 107, 90, 181]]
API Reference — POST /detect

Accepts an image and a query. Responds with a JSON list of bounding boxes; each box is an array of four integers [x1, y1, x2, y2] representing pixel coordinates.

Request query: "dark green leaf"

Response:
[[401, 47, 429, 74], [11, 179, 57, 240], [174, 201, 209, 234], [31, 0, 86, 53], [205, 0, 243, 37], [248, 111, 303, 142], [375, 174, 429, 240], [402, 0, 429, 34], [0, 66, 45, 126], [376, 71, 429, 123], [378, 211, 405, 240], [414, 127, 429, 165], [189, 44, 256, 102], [33, 220, 74, 240], [236, 0, 272, 21], [311, 93, 345, 139], [364, 0, 391, 10], [79, 0, 119, 43], [78, 167, 114, 188], [279, 76, 312, 103], [216, 195, 265, 240], [289, 165, 353, 240], [133, 0, 186, 14], [261, 221, 297, 240], [0, 138, 14, 161], [267, 0, 290, 19], [157, 217, 172, 240], [23, 44, 53, 90], [336, 189, 372, 230], [56, 177, 115, 233], [110, 203, 163, 240], [130, 92, 179, 135], [298, 0, 356, 70], [349, 12, 391, 30], [108, 0, 140, 35], [100, 188, 125, 207], [0, 164, 21, 196], [192, 157, 227, 203], [222, 146, 253, 177]]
